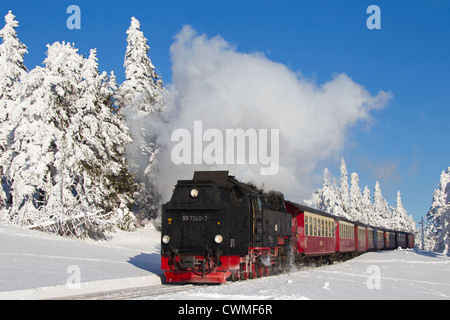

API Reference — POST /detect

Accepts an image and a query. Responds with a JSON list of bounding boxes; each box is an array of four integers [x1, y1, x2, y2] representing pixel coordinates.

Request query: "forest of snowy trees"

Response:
[[304, 158, 416, 233], [0, 11, 165, 237], [0, 11, 447, 252]]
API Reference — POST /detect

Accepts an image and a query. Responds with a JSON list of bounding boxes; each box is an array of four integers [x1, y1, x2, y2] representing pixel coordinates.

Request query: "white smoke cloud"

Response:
[[155, 25, 392, 203]]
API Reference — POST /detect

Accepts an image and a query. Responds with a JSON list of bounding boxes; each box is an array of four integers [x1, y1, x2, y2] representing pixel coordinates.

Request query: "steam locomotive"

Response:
[[160, 171, 414, 284]]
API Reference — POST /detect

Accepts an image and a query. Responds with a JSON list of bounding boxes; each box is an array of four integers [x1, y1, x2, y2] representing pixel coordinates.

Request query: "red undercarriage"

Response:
[[162, 247, 279, 284]]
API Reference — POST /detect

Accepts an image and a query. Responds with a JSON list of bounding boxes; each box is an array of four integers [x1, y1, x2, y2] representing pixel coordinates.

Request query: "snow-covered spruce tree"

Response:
[[117, 17, 166, 222], [392, 191, 415, 233], [317, 168, 341, 215], [337, 158, 350, 218], [425, 167, 450, 255], [118, 17, 164, 113], [390, 191, 403, 230], [349, 172, 364, 222], [5, 42, 137, 237], [59, 48, 138, 235], [0, 11, 27, 209], [361, 185, 373, 225], [372, 181, 390, 228], [78, 49, 137, 231], [306, 166, 353, 219], [5, 42, 81, 226]]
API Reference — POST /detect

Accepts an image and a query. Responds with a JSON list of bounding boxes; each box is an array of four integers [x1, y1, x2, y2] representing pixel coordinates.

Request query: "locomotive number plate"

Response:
[[182, 215, 208, 222]]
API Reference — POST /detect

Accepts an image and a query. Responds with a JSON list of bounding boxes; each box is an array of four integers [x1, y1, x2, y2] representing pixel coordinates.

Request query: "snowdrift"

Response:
[[0, 223, 162, 299]]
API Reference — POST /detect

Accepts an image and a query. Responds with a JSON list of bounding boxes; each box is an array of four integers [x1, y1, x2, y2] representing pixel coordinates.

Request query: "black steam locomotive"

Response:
[[160, 171, 292, 283]]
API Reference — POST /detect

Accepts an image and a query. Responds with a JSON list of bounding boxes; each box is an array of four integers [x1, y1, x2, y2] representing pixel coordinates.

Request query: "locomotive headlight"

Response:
[[162, 235, 171, 244], [190, 188, 199, 198], [214, 234, 223, 244]]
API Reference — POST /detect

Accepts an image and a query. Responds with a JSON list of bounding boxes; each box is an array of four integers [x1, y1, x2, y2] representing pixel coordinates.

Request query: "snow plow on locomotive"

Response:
[[161, 171, 415, 284], [160, 171, 292, 283]]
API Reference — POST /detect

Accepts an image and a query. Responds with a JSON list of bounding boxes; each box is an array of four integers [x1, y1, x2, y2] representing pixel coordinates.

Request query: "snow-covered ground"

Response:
[[157, 250, 450, 300], [0, 223, 162, 299], [0, 223, 449, 300]]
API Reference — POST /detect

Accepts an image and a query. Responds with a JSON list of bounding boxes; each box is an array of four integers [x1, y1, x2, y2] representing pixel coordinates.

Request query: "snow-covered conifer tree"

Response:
[[373, 181, 390, 228], [316, 168, 340, 215], [117, 17, 166, 221], [305, 168, 331, 212], [5, 42, 82, 226], [0, 11, 27, 208], [425, 167, 450, 255], [349, 172, 364, 222], [0, 10, 27, 101], [118, 17, 164, 113], [303, 188, 320, 209], [66, 48, 137, 233], [338, 158, 350, 216], [392, 191, 415, 232], [4, 42, 137, 237], [306, 166, 351, 219], [361, 185, 373, 225], [392, 191, 404, 230]]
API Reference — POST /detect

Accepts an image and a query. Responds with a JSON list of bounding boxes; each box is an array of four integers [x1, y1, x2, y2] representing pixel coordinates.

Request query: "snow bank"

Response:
[[1, 274, 161, 300], [0, 223, 163, 299]]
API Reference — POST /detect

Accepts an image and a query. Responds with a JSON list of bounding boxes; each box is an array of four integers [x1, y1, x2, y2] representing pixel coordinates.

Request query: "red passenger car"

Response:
[[356, 225, 367, 253], [336, 219, 355, 254], [285, 202, 335, 263], [396, 232, 407, 249], [367, 227, 376, 250], [376, 229, 384, 250], [385, 231, 396, 249], [407, 233, 415, 248]]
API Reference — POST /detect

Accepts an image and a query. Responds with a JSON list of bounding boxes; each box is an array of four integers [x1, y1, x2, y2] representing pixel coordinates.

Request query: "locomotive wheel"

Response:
[[315, 258, 323, 267], [239, 263, 249, 281]]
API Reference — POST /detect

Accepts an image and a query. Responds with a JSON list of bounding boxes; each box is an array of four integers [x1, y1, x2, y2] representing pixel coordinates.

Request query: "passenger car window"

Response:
[[305, 215, 309, 236]]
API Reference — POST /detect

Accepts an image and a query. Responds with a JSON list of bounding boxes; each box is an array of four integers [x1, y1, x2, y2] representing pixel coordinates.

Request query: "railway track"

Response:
[[58, 259, 347, 300], [58, 283, 194, 300], [57, 257, 354, 300]]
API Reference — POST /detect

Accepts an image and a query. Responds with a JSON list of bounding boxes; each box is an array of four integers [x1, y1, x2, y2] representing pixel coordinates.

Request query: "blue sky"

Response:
[[1, 0, 449, 222]]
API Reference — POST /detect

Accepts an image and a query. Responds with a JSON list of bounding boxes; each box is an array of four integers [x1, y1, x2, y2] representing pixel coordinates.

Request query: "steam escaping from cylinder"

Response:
[[259, 256, 272, 267]]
